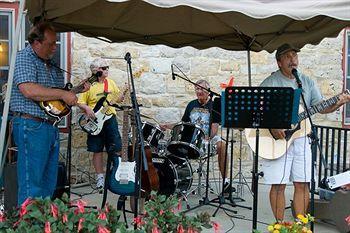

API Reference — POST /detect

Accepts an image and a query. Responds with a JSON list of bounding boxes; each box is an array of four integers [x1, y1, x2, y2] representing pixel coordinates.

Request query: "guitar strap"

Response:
[[103, 79, 109, 96]]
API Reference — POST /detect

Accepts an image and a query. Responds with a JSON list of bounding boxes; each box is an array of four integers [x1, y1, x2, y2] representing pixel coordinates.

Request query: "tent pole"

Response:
[[0, 0, 26, 176], [247, 50, 252, 86]]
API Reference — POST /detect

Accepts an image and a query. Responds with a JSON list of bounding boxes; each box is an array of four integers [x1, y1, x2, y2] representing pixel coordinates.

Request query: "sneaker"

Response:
[[223, 182, 236, 194], [96, 176, 105, 193]]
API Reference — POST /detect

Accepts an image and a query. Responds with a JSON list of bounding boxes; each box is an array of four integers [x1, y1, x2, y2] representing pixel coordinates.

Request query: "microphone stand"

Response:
[[172, 65, 237, 216], [292, 69, 328, 232], [124, 52, 149, 228]]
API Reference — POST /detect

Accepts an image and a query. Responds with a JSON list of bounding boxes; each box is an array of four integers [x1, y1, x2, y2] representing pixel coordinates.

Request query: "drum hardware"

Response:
[[232, 129, 253, 201], [167, 122, 205, 160]]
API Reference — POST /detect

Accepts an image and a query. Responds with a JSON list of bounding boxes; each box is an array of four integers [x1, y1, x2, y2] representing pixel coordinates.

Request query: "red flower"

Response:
[[76, 200, 87, 214], [345, 215, 350, 226], [212, 221, 220, 233], [0, 213, 6, 222], [62, 214, 68, 223], [133, 216, 144, 226], [177, 224, 184, 233], [159, 209, 164, 215], [177, 199, 182, 211], [78, 218, 84, 232], [19, 198, 33, 217], [97, 225, 111, 233], [50, 203, 58, 218], [98, 212, 107, 220], [152, 227, 160, 233], [45, 222, 51, 233]]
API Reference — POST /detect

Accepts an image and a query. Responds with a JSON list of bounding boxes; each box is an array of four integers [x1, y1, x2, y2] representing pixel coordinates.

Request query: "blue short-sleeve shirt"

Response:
[[10, 45, 64, 119]]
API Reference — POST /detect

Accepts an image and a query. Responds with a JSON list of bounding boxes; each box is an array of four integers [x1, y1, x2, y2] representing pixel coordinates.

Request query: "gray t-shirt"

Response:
[[260, 70, 323, 108]]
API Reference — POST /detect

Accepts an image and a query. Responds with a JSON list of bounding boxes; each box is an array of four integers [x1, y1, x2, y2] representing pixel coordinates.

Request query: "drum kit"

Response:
[[141, 121, 216, 200]]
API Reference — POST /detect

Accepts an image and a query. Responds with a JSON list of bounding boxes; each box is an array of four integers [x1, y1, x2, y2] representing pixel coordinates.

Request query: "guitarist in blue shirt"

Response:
[[261, 43, 350, 222]]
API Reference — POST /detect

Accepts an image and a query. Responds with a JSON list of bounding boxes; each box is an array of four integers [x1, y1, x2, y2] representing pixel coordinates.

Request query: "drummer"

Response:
[[161, 79, 234, 194]]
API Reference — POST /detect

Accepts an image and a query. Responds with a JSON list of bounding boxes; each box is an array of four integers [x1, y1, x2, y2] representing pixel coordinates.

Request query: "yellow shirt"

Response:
[[78, 78, 121, 115]]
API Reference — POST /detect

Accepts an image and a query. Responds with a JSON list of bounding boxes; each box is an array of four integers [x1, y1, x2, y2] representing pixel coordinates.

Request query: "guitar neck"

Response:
[[298, 93, 342, 122], [121, 110, 129, 162]]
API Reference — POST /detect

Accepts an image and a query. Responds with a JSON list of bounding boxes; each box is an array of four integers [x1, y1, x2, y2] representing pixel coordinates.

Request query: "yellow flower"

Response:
[[267, 225, 274, 232], [274, 224, 281, 230], [297, 214, 304, 220], [273, 230, 280, 233], [301, 217, 308, 224], [306, 230, 312, 233]]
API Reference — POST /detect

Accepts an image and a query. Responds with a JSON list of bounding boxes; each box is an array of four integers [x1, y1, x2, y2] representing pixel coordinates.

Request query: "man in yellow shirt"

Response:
[[78, 57, 125, 192]]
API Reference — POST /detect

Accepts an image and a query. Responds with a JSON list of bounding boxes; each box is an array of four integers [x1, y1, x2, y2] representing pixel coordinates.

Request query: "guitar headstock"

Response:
[[87, 71, 103, 85], [344, 89, 350, 95]]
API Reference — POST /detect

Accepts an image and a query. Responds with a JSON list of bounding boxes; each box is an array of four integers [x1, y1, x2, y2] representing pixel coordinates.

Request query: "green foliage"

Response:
[[130, 191, 215, 233], [0, 193, 121, 233]]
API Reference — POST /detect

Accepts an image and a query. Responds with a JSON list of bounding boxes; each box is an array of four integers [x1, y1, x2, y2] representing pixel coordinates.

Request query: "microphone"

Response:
[[291, 68, 302, 88], [171, 64, 176, 80], [95, 71, 103, 78]]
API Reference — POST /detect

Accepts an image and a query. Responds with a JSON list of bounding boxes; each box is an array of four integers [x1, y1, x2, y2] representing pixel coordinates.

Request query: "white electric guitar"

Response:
[[245, 90, 349, 160], [108, 109, 136, 195], [79, 96, 114, 135]]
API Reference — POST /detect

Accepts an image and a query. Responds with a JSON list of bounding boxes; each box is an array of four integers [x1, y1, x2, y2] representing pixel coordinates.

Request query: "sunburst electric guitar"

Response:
[[245, 90, 350, 160], [39, 72, 101, 122], [108, 109, 136, 196]]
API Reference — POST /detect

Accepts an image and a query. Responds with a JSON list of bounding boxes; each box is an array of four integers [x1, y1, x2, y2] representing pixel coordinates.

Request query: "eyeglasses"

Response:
[[100, 66, 109, 70]]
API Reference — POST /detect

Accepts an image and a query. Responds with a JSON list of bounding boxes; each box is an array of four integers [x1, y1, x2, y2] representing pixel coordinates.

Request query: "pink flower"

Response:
[[177, 224, 184, 233], [78, 218, 84, 232], [153, 218, 158, 225], [50, 204, 58, 218], [76, 200, 87, 214], [45, 222, 51, 233], [159, 209, 164, 215], [187, 227, 195, 233], [0, 213, 6, 222], [98, 212, 107, 220], [152, 227, 160, 233], [97, 225, 111, 233], [177, 199, 182, 211], [62, 214, 68, 223], [212, 221, 220, 233], [133, 216, 144, 226], [19, 198, 33, 217], [345, 215, 350, 225]]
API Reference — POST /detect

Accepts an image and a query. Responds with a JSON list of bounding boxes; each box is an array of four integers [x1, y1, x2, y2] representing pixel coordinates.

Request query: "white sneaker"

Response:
[[96, 176, 105, 192]]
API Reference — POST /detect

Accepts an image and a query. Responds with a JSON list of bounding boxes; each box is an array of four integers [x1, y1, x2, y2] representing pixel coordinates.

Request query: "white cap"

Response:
[[90, 58, 109, 73]]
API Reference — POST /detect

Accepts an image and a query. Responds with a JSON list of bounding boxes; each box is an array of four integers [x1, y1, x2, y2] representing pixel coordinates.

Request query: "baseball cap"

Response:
[[275, 43, 300, 60], [90, 58, 110, 73]]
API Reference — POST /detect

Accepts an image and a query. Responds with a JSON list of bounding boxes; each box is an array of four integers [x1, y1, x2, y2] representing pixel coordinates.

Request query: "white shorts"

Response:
[[262, 137, 312, 184]]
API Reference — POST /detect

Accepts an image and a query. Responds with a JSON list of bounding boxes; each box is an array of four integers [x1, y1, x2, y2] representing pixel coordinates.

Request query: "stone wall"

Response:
[[70, 31, 347, 183]]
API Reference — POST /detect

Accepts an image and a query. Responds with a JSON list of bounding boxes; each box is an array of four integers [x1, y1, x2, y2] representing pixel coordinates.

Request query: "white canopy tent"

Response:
[[1, 0, 350, 215]]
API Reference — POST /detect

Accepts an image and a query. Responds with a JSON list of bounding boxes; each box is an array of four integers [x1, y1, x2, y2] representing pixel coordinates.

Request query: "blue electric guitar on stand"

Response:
[[108, 109, 136, 196]]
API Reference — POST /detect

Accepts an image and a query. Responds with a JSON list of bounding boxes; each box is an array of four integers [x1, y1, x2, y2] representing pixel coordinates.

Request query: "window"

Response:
[[344, 29, 350, 125], [0, 11, 12, 114]]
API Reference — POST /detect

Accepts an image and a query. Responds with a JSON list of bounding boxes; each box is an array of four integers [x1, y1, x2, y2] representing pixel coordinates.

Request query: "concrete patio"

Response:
[[70, 178, 339, 233]]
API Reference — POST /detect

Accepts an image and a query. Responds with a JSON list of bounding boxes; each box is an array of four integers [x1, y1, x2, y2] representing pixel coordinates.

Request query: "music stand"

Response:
[[223, 86, 296, 232]]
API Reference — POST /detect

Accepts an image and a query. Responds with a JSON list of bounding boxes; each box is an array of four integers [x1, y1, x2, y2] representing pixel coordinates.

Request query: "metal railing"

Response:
[[314, 125, 350, 187]]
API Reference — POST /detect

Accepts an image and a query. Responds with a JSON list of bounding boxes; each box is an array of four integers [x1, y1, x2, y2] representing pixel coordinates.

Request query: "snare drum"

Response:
[[167, 122, 205, 159], [142, 122, 165, 149], [152, 153, 193, 196]]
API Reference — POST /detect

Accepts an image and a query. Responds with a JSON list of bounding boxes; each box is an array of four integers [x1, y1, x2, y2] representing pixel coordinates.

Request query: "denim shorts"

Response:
[[87, 115, 122, 153]]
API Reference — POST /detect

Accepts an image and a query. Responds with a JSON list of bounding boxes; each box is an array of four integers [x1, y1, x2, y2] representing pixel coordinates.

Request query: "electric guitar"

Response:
[[39, 72, 101, 122], [78, 97, 113, 135], [108, 109, 136, 196], [245, 90, 349, 160]]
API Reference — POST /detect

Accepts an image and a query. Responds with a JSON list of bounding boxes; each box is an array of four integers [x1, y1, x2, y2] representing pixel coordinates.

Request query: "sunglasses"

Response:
[[100, 66, 109, 70]]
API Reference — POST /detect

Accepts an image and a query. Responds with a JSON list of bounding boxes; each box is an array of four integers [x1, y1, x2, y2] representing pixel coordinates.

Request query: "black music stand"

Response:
[[223, 86, 296, 232]]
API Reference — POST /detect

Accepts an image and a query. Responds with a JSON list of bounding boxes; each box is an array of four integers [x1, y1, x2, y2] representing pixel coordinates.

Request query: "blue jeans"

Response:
[[12, 116, 59, 205]]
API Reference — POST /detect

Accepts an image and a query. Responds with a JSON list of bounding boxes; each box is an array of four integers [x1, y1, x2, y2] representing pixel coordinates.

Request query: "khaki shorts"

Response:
[[262, 137, 312, 184]]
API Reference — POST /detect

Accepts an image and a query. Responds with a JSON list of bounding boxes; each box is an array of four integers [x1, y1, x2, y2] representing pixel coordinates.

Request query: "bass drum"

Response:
[[152, 153, 193, 196]]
